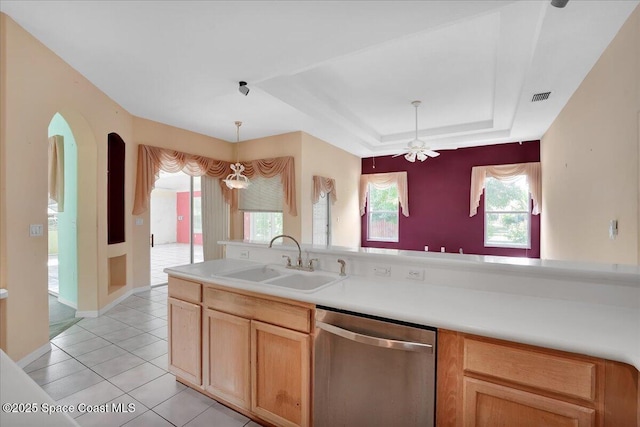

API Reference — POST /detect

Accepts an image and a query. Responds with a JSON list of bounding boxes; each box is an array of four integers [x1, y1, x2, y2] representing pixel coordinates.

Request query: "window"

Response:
[[484, 175, 530, 248], [312, 191, 331, 246], [243, 212, 283, 242], [240, 176, 284, 242], [367, 184, 399, 242]]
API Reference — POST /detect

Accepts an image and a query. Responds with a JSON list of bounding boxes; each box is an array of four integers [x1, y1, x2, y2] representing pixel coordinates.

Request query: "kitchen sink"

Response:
[[267, 273, 337, 291], [221, 266, 283, 282], [216, 264, 344, 292]]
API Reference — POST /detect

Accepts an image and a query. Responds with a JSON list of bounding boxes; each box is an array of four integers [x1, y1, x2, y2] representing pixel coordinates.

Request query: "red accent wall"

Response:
[[361, 141, 540, 258], [176, 191, 202, 244]]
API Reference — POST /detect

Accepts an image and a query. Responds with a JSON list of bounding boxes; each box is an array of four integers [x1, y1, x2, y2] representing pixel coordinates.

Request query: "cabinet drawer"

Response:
[[204, 287, 311, 333], [168, 277, 202, 303], [463, 377, 595, 427], [463, 338, 598, 401]]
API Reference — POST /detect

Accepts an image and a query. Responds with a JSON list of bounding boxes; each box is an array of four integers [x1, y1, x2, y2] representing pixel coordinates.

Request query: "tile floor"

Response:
[[150, 243, 204, 286], [24, 285, 262, 427]]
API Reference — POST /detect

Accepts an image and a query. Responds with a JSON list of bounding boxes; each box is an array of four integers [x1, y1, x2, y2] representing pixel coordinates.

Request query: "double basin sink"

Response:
[[214, 264, 345, 293]]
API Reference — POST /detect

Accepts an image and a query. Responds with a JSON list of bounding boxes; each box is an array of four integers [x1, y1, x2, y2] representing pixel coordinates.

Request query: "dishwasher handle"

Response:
[[316, 320, 433, 353]]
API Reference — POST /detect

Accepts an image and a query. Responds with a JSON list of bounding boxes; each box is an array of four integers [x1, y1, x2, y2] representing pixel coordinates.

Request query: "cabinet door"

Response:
[[168, 297, 201, 385], [463, 377, 595, 427], [251, 320, 310, 427], [203, 308, 250, 409]]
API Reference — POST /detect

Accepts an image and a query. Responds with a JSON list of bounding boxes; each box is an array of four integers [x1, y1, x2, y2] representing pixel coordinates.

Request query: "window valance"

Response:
[[312, 176, 337, 205], [469, 162, 541, 217], [132, 145, 297, 216], [359, 172, 409, 217]]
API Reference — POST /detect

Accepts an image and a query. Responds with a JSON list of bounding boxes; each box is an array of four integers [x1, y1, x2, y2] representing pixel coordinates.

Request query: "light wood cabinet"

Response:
[[167, 296, 202, 385], [202, 308, 251, 410], [437, 330, 639, 427], [251, 320, 310, 427], [201, 283, 313, 427], [463, 377, 595, 427]]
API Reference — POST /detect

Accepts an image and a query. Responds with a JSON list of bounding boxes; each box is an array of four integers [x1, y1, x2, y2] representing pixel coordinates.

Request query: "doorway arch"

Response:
[[47, 114, 78, 308], [49, 109, 99, 313]]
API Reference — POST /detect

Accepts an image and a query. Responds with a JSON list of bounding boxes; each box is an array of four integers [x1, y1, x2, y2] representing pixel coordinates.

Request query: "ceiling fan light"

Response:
[[416, 152, 428, 162], [404, 152, 416, 162]]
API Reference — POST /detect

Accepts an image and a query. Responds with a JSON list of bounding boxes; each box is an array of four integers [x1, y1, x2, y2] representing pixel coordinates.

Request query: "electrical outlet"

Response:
[[406, 269, 424, 280], [373, 266, 391, 277], [239, 250, 250, 259]]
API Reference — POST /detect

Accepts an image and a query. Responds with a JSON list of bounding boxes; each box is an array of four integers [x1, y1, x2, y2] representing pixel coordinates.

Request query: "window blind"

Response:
[[239, 176, 283, 212]]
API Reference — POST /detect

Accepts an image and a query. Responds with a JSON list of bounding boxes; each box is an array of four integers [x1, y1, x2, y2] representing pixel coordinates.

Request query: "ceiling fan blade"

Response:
[[391, 153, 405, 158], [424, 150, 440, 157]]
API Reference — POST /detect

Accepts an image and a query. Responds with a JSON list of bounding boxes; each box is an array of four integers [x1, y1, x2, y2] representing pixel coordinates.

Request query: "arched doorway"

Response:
[[47, 113, 79, 335]]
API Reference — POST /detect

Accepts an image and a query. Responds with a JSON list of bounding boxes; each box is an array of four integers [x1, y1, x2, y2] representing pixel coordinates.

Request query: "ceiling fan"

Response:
[[393, 100, 440, 162]]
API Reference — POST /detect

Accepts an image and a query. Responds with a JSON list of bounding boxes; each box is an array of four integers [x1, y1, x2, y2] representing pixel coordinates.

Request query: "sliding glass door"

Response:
[[150, 171, 202, 286]]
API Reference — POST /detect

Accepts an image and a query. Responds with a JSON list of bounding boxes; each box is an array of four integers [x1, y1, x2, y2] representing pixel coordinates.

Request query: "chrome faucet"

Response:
[[337, 259, 346, 276], [269, 234, 310, 271]]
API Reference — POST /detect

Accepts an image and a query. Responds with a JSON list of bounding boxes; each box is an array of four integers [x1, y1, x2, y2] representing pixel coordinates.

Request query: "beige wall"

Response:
[[541, 5, 640, 265], [0, 13, 134, 360], [0, 14, 235, 361], [300, 133, 361, 247], [230, 132, 361, 248]]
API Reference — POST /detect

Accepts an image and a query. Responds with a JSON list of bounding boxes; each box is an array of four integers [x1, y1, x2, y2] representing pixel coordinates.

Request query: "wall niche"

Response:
[[108, 133, 126, 244]]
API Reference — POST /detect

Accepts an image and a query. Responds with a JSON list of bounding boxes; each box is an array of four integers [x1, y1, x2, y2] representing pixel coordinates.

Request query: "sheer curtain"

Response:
[[48, 135, 65, 211], [359, 172, 409, 217], [201, 176, 229, 260], [469, 162, 542, 216]]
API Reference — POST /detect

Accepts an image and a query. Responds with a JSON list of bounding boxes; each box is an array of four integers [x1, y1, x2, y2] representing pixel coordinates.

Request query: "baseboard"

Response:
[[75, 310, 98, 318], [74, 285, 153, 319], [17, 342, 52, 368], [57, 296, 78, 310], [133, 285, 151, 294]]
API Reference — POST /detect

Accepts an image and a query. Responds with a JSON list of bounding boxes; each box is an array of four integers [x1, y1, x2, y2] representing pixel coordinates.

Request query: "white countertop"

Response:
[[0, 350, 79, 426], [165, 259, 640, 370]]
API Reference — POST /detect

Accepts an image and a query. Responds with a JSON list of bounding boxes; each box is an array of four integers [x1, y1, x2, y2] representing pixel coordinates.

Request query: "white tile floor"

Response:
[[150, 243, 204, 286], [24, 285, 263, 427]]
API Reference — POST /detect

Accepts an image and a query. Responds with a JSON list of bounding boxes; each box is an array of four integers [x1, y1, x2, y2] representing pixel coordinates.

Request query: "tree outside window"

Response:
[[367, 184, 399, 242], [484, 175, 530, 248]]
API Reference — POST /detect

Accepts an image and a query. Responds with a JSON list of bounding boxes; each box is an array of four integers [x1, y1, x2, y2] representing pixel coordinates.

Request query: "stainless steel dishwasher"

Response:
[[313, 307, 436, 427]]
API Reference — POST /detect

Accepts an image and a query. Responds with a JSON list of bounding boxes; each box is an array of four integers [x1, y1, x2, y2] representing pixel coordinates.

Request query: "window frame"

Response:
[[242, 211, 284, 243], [366, 183, 400, 243], [483, 175, 532, 249], [312, 191, 331, 246]]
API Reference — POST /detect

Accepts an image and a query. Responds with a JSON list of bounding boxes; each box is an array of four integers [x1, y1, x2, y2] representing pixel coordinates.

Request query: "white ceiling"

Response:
[[1, 1, 637, 157]]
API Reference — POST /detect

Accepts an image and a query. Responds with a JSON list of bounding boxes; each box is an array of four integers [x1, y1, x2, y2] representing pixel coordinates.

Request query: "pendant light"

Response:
[[223, 121, 250, 189]]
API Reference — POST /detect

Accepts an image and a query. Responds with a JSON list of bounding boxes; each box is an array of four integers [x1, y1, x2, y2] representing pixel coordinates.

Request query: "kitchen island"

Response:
[[165, 242, 639, 427]]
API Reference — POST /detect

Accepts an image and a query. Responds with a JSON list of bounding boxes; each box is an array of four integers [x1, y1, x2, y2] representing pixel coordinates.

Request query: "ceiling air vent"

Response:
[[531, 92, 551, 102]]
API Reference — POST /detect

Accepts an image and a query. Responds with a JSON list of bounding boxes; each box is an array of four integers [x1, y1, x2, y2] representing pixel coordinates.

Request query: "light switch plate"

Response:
[[239, 250, 250, 259], [29, 224, 44, 237]]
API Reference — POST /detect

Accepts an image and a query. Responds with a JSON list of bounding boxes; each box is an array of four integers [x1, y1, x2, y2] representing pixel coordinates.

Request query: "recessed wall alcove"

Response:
[[108, 255, 127, 295], [108, 133, 126, 244]]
